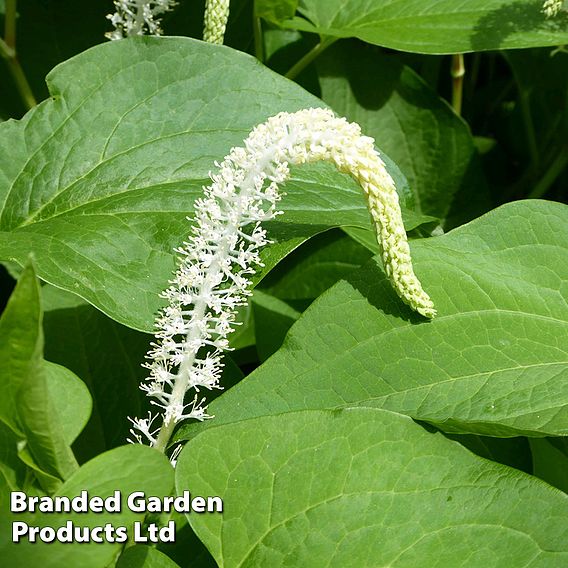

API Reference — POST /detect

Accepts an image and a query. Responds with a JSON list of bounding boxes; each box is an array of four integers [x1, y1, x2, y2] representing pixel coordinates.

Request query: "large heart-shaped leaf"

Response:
[[0, 37, 427, 332], [275, 0, 568, 53], [177, 408, 568, 567], [44, 361, 92, 446], [177, 200, 568, 439]]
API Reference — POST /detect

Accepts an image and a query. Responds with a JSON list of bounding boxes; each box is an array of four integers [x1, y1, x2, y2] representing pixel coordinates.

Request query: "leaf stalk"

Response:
[[1, 0, 36, 111], [285, 37, 336, 80], [451, 54, 465, 116]]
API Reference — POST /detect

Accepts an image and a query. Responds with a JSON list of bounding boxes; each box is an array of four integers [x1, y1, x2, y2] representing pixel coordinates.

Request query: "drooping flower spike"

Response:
[[129, 108, 436, 452], [203, 0, 231, 44]]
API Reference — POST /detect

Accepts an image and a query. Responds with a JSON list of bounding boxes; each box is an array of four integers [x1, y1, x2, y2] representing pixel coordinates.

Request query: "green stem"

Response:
[[285, 37, 336, 80], [0, 42, 36, 110], [451, 54, 465, 116], [510, 59, 539, 177], [253, 14, 264, 62], [469, 53, 480, 92], [5, 0, 16, 49], [520, 89, 539, 175], [528, 148, 568, 199], [1, 1, 36, 111]]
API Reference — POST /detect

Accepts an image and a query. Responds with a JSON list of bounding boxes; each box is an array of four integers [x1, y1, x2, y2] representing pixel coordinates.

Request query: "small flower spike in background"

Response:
[[106, 0, 177, 40], [543, 0, 565, 17], [129, 108, 436, 454], [203, 0, 231, 44]]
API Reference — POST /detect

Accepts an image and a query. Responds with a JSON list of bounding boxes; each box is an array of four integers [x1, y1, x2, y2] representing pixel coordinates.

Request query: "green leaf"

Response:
[[259, 229, 373, 301], [0, 420, 28, 493], [1, 445, 174, 568], [254, 0, 298, 24], [0, 263, 77, 490], [317, 41, 490, 226], [445, 433, 532, 473], [157, 513, 217, 568], [280, 0, 568, 53], [252, 291, 300, 361], [0, 297, 90, 497], [17, 358, 79, 488], [0, 262, 42, 434], [263, 27, 322, 94], [44, 361, 92, 446], [177, 200, 568, 439], [228, 303, 256, 351], [177, 408, 568, 567], [0, 37, 426, 333], [117, 546, 181, 568], [41, 285, 151, 456]]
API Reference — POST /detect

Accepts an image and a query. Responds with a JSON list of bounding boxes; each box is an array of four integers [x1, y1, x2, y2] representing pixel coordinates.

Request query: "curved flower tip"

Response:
[[131, 107, 436, 453], [269, 108, 436, 319]]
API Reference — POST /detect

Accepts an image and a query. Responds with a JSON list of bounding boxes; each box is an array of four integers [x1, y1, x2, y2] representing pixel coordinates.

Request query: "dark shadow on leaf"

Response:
[[43, 304, 148, 461], [471, 0, 568, 51], [316, 40, 400, 111], [265, 31, 322, 95], [443, 432, 532, 473], [445, 151, 493, 229], [157, 519, 217, 568], [263, 220, 334, 241], [345, 255, 428, 324]]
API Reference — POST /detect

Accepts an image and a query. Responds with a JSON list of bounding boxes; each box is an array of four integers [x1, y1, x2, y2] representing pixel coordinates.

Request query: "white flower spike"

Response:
[[131, 108, 436, 453], [106, 0, 177, 40], [203, 0, 231, 44]]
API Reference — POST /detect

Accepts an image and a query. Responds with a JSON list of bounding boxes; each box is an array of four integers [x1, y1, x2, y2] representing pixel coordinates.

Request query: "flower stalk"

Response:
[[129, 108, 436, 453], [451, 54, 465, 116]]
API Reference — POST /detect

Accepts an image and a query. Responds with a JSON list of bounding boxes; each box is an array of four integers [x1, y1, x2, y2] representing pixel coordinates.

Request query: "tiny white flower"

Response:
[[106, 0, 177, 40]]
